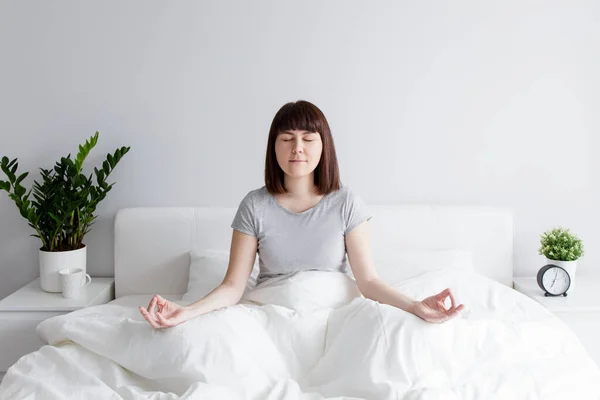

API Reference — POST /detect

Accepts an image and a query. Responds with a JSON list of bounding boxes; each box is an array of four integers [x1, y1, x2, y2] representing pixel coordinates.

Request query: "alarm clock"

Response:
[[537, 264, 571, 297]]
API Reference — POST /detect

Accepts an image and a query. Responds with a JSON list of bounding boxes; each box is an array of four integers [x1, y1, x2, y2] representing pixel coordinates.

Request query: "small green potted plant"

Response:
[[0, 132, 130, 292], [538, 227, 584, 292]]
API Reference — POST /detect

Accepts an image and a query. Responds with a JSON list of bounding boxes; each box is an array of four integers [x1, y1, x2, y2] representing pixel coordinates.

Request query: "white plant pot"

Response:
[[546, 258, 577, 293], [39, 245, 87, 293]]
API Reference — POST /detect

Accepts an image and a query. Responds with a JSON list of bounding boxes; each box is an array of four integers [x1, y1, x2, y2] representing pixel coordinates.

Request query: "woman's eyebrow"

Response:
[[280, 131, 316, 134]]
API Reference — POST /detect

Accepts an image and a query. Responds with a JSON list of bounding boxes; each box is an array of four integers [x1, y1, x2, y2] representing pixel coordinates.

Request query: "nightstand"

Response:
[[0, 277, 115, 375], [513, 276, 600, 368]]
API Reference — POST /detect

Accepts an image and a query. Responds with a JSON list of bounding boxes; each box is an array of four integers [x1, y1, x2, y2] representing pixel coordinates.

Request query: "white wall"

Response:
[[1, 1, 598, 300]]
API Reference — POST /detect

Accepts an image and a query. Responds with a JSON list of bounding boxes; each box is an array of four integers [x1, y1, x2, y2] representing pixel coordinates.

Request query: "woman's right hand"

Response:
[[411, 288, 464, 323], [139, 294, 192, 329]]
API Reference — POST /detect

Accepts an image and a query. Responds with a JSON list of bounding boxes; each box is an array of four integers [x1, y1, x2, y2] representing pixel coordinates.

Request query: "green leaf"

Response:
[[47, 212, 62, 224], [1, 162, 16, 182], [14, 185, 25, 197], [15, 172, 28, 185], [74, 131, 99, 173]]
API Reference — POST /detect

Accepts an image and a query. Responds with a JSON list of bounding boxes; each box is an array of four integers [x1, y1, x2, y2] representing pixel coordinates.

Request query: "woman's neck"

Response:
[[283, 174, 318, 197]]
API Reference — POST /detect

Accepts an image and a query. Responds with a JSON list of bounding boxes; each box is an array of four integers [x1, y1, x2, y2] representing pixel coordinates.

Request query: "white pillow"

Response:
[[181, 249, 259, 303], [241, 271, 361, 312], [373, 249, 474, 285]]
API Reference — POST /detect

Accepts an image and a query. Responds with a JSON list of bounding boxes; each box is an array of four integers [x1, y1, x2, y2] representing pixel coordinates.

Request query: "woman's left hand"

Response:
[[411, 288, 464, 323]]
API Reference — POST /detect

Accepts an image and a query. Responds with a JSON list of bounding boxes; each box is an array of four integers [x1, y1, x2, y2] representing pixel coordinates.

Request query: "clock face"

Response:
[[542, 267, 570, 295]]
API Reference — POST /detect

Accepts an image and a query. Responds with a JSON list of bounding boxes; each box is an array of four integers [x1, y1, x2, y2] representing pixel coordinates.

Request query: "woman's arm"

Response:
[[139, 229, 257, 328], [345, 221, 464, 323], [185, 229, 258, 318]]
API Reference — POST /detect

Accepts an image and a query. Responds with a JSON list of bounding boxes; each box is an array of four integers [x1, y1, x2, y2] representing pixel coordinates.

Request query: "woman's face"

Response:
[[275, 129, 323, 179]]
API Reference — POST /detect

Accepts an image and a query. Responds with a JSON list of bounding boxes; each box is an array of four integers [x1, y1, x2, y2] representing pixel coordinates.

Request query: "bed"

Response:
[[1, 205, 600, 399]]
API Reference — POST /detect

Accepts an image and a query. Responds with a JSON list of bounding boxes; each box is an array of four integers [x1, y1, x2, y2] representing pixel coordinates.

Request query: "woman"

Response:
[[139, 100, 464, 329]]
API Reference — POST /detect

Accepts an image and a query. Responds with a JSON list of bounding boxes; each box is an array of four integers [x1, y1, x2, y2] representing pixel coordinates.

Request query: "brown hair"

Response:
[[264, 100, 342, 195]]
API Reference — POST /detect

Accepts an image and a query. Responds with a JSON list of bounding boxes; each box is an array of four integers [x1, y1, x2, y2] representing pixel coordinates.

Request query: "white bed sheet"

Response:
[[1, 269, 600, 400]]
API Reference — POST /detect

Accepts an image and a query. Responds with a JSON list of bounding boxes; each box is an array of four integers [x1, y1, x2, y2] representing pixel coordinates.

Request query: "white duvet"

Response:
[[2, 269, 600, 400]]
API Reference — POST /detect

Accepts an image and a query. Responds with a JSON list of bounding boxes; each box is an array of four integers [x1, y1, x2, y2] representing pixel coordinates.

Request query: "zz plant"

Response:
[[0, 132, 130, 252]]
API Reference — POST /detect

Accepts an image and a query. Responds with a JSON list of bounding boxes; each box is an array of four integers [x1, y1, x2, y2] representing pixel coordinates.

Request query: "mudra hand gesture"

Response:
[[139, 294, 191, 329], [412, 288, 464, 323]]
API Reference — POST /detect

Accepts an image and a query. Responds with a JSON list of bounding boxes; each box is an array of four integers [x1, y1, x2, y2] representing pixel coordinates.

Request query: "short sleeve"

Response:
[[231, 192, 257, 237], [343, 187, 372, 236]]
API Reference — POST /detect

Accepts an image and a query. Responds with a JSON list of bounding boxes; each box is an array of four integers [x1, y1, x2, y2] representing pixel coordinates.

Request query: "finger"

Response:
[[448, 289, 457, 310], [436, 289, 451, 310], [156, 295, 170, 313], [139, 306, 151, 320], [151, 296, 164, 317], [139, 307, 161, 329], [149, 311, 167, 329], [156, 311, 174, 327], [147, 295, 158, 317], [139, 307, 159, 326], [446, 303, 465, 314], [436, 288, 451, 304], [445, 304, 465, 318], [146, 295, 156, 311]]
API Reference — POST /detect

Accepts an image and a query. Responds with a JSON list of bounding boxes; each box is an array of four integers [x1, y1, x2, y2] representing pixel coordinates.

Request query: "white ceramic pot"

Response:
[[546, 258, 577, 293], [39, 245, 87, 293]]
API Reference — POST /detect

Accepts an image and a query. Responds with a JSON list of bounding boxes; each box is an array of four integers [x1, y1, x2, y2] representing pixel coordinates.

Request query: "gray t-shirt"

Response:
[[231, 185, 372, 285]]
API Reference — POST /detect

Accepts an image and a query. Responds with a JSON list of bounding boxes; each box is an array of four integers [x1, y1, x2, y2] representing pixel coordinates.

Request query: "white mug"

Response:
[[58, 268, 92, 299]]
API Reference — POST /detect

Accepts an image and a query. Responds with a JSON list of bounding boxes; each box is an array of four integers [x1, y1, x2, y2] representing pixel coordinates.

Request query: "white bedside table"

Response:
[[514, 276, 600, 368], [0, 277, 115, 377]]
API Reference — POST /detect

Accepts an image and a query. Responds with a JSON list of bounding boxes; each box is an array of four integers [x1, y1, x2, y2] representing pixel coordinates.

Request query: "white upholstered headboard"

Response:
[[114, 205, 514, 298]]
